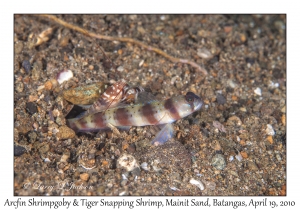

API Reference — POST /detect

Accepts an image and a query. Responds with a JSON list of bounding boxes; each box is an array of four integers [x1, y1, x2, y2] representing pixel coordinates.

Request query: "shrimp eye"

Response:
[[185, 92, 195, 103]]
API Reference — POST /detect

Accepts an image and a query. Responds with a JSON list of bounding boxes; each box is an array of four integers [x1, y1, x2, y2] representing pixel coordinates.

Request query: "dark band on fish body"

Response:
[[141, 103, 159, 125], [79, 119, 88, 130], [94, 112, 106, 127], [115, 108, 132, 125], [164, 98, 181, 120]]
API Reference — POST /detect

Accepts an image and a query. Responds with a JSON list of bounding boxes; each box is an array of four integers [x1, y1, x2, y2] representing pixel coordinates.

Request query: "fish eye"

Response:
[[185, 93, 194, 103]]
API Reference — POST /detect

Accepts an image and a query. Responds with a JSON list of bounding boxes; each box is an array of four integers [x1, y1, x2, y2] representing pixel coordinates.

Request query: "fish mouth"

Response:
[[191, 93, 203, 111], [194, 98, 203, 111]]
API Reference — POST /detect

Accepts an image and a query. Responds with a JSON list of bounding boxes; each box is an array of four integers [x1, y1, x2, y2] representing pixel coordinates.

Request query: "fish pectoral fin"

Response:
[[151, 123, 174, 146]]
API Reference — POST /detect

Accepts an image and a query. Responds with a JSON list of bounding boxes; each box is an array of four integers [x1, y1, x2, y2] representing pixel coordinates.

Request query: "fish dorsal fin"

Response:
[[136, 91, 158, 104]]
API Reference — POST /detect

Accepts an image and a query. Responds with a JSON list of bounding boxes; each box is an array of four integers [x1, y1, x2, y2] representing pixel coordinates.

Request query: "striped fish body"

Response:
[[67, 92, 203, 133]]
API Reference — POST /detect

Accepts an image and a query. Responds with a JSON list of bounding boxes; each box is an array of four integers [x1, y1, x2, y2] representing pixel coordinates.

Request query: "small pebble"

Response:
[[239, 107, 247, 112], [28, 95, 38, 102], [88, 65, 94, 70], [15, 41, 24, 54], [248, 161, 258, 171], [276, 153, 282, 161], [254, 87, 262, 96], [38, 143, 50, 154], [31, 65, 41, 81], [227, 79, 237, 88], [240, 151, 248, 158], [28, 131, 37, 143], [97, 186, 105, 195], [216, 93, 226, 104], [44, 81, 53, 90], [239, 139, 246, 146], [211, 154, 226, 170], [231, 95, 238, 101], [266, 135, 273, 144], [127, 143, 136, 153], [60, 153, 70, 163], [265, 124, 275, 136], [22, 60, 31, 73], [212, 140, 222, 151], [139, 60, 144, 67], [281, 115, 286, 126], [56, 125, 75, 140], [102, 160, 109, 167], [121, 179, 128, 187], [26, 102, 37, 115], [240, 33, 247, 42], [80, 173, 90, 181], [229, 170, 239, 177], [14, 145, 27, 156], [15, 82, 24, 93], [117, 66, 124, 72]]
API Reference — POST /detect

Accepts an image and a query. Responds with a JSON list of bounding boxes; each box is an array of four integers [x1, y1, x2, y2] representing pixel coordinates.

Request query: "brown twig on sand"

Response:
[[35, 14, 207, 75]]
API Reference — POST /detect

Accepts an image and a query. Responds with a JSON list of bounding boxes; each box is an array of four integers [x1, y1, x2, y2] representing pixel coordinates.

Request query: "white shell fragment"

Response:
[[254, 87, 262, 96], [265, 124, 275, 136], [151, 159, 161, 172], [170, 186, 179, 191], [139, 60, 144, 67], [141, 162, 150, 171], [117, 66, 124, 72], [119, 191, 127, 196], [268, 81, 279, 89], [197, 48, 212, 59], [227, 79, 237, 88], [57, 70, 73, 84], [190, 178, 205, 191], [117, 153, 139, 172], [121, 174, 128, 180], [235, 152, 243, 162]]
